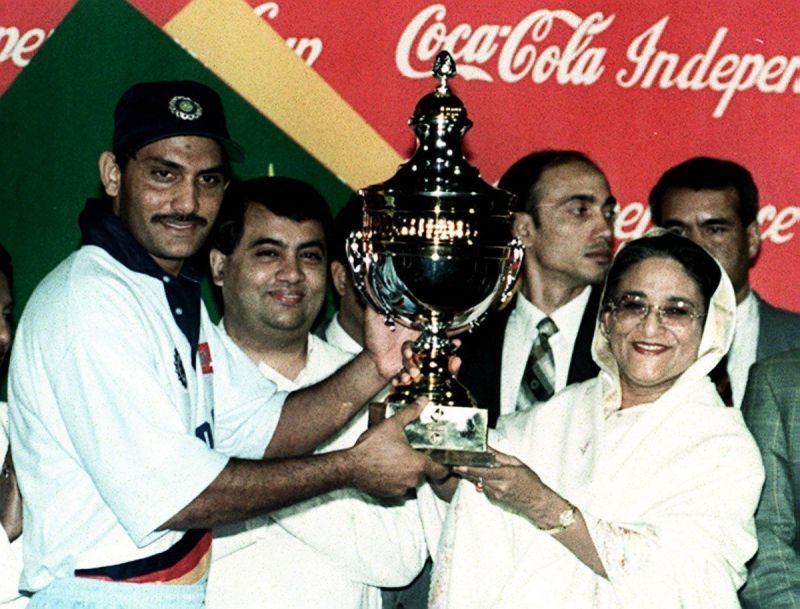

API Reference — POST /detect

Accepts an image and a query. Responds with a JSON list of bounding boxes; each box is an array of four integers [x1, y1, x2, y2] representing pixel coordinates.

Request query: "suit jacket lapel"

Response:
[[457, 305, 511, 427], [566, 285, 602, 385], [756, 293, 770, 360]]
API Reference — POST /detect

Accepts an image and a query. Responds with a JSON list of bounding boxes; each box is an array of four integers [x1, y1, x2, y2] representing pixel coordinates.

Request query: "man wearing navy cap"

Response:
[[8, 81, 446, 608]]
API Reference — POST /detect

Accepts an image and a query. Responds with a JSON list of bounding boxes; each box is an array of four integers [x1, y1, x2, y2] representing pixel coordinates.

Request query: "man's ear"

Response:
[[98, 151, 121, 200], [329, 260, 348, 298], [745, 220, 761, 263], [512, 211, 535, 246], [209, 249, 227, 287]]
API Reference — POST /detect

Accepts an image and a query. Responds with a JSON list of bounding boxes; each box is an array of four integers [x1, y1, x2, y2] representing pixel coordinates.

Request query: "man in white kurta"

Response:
[[419, 239, 765, 609], [204, 178, 426, 609]]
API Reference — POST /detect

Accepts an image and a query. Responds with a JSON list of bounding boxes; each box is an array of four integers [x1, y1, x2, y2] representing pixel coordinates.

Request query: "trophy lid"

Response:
[[364, 51, 511, 208]]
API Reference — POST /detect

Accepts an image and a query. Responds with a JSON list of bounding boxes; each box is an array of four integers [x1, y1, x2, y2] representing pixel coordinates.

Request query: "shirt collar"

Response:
[[79, 198, 202, 284], [218, 318, 311, 392], [79, 198, 203, 362], [736, 289, 757, 321], [513, 286, 592, 343]]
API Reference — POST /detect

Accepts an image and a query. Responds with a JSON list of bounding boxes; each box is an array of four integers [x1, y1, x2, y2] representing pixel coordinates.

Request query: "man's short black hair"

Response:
[[211, 176, 333, 256], [648, 157, 759, 227], [498, 150, 604, 225], [0, 242, 12, 291]]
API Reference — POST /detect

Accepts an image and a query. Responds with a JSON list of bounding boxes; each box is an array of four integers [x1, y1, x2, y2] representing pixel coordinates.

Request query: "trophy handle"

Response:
[[345, 231, 397, 327], [492, 237, 525, 309]]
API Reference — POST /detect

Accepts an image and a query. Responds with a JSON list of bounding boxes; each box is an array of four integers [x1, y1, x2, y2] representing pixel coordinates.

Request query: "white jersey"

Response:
[[8, 244, 286, 592]]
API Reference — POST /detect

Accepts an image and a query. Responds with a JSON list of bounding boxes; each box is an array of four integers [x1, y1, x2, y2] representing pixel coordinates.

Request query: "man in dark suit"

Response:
[[739, 349, 800, 609], [458, 150, 616, 426], [649, 156, 800, 408]]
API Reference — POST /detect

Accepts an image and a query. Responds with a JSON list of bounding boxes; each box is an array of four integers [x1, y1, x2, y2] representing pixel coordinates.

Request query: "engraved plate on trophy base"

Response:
[[386, 402, 495, 467]]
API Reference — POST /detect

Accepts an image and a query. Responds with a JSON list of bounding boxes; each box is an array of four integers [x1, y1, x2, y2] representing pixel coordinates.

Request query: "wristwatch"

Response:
[[542, 502, 576, 535]]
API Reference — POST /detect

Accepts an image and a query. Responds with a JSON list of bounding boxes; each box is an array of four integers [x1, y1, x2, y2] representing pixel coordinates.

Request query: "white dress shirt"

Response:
[[728, 290, 759, 409], [501, 287, 592, 415]]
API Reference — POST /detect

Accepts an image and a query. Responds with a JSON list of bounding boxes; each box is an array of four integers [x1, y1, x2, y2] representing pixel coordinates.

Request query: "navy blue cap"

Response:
[[112, 80, 244, 161]]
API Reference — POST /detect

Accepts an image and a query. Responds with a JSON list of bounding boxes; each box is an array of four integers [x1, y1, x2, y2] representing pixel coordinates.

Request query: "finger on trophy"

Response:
[[424, 455, 451, 482], [447, 353, 462, 376], [389, 397, 429, 428], [395, 340, 421, 385]]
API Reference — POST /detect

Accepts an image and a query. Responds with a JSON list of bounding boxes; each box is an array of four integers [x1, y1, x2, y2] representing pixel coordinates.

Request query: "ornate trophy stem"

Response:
[[389, 323, 470, 408], [348, 51, 524, 466]]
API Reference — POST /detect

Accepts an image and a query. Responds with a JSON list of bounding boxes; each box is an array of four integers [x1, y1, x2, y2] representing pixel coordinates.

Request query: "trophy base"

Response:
[[420, 448, 496, 467], [384, 401, 495, 467]]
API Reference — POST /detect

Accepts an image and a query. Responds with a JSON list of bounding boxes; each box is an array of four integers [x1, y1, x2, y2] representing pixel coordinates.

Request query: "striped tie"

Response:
[[522, 317, 559, 403]]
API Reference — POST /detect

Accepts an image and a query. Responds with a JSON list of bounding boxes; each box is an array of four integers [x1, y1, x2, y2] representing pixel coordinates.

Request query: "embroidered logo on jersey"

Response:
[[168, 96, 203, 121], [174, 348, 187, 389], [198, 342, 214, 375]]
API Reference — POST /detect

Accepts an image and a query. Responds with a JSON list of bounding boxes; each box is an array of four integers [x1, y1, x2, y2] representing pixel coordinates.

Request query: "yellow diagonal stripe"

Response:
[[164, 0, 403, 189]]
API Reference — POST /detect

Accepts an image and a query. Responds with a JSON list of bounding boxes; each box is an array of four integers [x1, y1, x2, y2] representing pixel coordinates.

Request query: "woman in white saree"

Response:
[[419, 231, 765, 609]]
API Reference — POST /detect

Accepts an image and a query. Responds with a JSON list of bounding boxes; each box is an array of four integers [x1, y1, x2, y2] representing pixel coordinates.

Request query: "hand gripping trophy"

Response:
[[348, 51, 524, 466]]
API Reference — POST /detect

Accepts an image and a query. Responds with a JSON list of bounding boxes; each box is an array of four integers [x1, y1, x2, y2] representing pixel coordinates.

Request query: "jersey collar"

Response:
[[79, 198, 202, 364]]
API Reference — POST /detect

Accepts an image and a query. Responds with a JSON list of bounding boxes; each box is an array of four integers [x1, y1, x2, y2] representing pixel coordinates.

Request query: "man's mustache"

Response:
[[151, 213, 208, 227]]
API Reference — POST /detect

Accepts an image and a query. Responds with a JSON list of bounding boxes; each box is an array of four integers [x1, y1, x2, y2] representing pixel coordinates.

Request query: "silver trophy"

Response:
[[347, 51, 523, 466]]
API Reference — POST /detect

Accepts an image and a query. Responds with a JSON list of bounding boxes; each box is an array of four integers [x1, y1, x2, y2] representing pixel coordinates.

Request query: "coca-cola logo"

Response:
[[614, 201, 800, 245], [0, 25, 53, 68], [396, 4, 800, 118], [397, 5, 612, 85]]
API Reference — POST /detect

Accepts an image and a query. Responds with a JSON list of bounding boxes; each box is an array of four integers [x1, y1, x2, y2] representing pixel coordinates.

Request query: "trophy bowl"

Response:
[[347, 51, 523, 466]]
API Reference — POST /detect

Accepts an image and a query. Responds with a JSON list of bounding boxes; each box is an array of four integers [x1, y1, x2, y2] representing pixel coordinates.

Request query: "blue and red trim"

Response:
[[75, 528, 211, 584]]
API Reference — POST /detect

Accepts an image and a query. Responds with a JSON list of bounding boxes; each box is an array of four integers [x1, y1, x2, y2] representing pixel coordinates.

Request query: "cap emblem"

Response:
[[168, 96, 203, 121]]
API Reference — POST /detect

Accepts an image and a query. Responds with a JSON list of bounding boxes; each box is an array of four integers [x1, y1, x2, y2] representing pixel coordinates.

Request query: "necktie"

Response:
[[522, 317, 559, 403], [709, 355, 733, 407]]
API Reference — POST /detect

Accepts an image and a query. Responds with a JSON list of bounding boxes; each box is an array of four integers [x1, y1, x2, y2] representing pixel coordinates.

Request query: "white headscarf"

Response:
[[590, 228, 737, 413]]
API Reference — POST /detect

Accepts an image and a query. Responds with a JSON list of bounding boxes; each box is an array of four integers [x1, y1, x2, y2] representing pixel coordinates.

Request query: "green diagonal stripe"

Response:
[[0, 0, 353, 324]]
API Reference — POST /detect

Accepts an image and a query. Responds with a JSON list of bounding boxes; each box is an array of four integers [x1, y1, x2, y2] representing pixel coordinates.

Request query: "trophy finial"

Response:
[[433, 50, 456, 94]]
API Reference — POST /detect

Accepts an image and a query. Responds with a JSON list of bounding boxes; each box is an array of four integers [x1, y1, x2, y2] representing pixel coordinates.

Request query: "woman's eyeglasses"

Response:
[[607, 294, 705, 330]]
